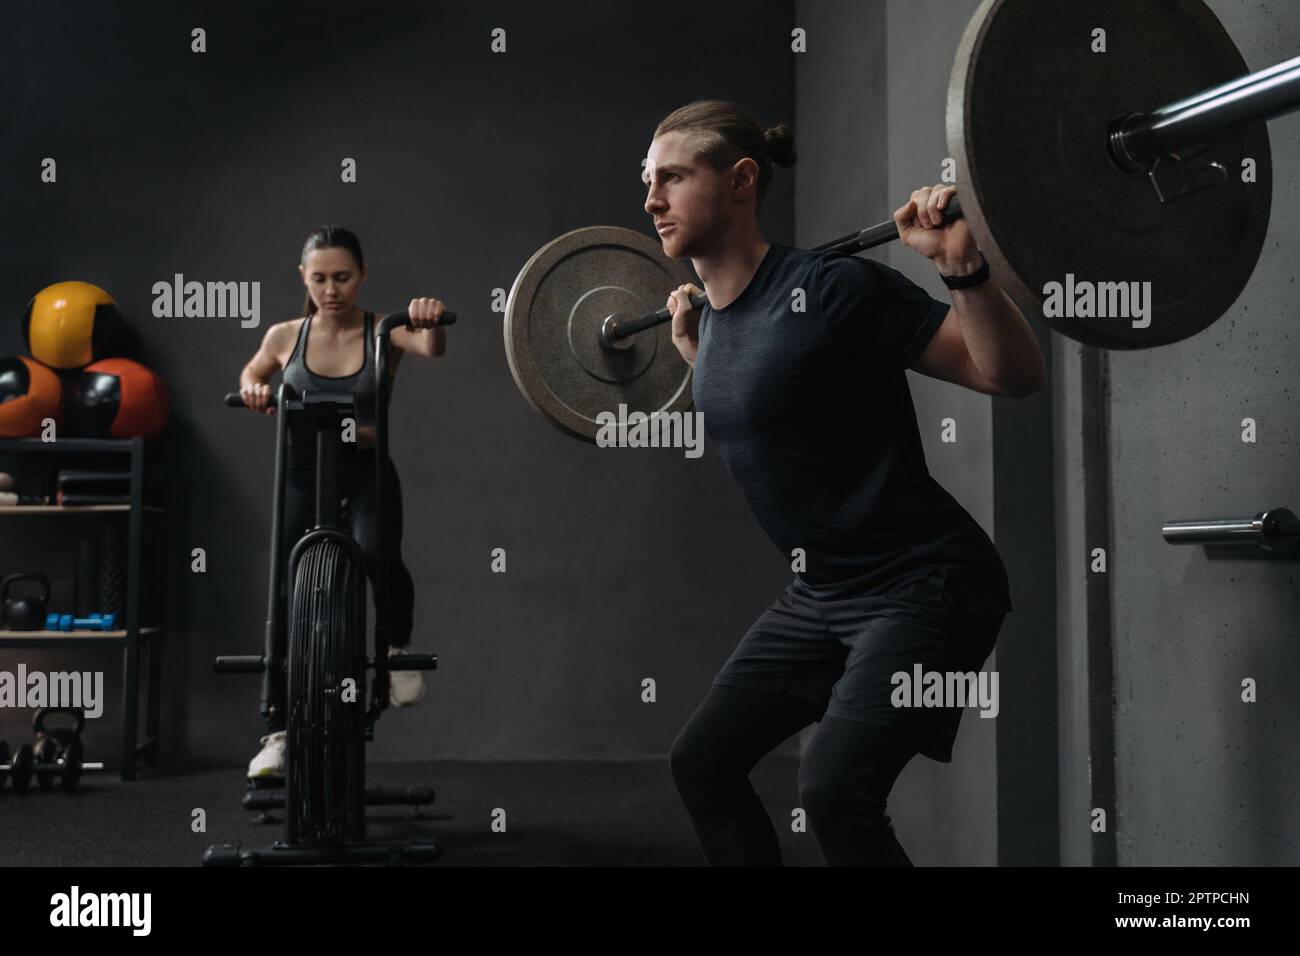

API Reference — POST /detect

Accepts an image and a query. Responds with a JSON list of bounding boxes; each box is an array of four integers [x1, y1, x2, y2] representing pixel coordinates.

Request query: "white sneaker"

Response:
[[247, 730, 286, 780], [388, 646, 427, 707]]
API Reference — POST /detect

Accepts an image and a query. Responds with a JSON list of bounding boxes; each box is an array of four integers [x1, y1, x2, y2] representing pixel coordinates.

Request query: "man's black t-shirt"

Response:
[[693, 244, 1013, 616]]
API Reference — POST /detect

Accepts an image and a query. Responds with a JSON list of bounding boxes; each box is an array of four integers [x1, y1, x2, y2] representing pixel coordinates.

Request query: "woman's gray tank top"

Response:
[[282, 310, 379, 427]]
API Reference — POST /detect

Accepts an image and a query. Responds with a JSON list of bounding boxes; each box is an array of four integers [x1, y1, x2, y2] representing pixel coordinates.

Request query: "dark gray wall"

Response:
[[793, 3, 889, 249], [0, 0, 797, 763], [1057, 0, 1300, 865]]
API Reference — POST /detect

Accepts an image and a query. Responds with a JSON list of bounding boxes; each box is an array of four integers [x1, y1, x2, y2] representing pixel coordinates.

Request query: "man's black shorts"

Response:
[[712, 567, 1004, 762]]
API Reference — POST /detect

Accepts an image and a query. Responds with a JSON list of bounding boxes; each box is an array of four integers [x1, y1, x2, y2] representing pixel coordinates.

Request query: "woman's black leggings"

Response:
[[265, 455, 414, 734], [670, 684, 920, 866]]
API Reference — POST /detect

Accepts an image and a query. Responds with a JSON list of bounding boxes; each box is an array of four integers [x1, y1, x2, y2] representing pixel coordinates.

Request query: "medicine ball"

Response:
[[67, 358, 169, 439], [0, 355, 66, 438], [21, 281, 125, 370]]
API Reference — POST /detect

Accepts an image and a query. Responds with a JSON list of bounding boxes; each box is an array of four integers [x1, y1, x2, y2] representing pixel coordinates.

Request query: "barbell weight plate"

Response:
[[35, 737, 58, 790], [504, 226, 695, 443], [948, 0, 1271, 349]]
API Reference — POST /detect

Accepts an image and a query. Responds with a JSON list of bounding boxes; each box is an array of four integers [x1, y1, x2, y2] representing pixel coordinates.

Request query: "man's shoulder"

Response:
[[725, 246, 878, 318], [766, 244, 856, 289], [794, 247, 882, 300], [786, 245, 886, 279], [806, 249, 928, 302]]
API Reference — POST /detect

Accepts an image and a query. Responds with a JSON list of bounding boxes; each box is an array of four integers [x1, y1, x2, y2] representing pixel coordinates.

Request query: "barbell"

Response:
[[503, 0, 1299, 443]]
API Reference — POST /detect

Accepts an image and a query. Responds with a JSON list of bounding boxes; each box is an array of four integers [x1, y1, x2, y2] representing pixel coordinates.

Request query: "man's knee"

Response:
[[668, 726, 704, 792], [669, 720, 735, 804], [798, 740, 893, 826], [799, 773, 890, 828]]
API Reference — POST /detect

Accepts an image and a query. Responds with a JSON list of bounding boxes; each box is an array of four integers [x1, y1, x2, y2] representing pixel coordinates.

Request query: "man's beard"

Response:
[[672, 200, 727, 259]]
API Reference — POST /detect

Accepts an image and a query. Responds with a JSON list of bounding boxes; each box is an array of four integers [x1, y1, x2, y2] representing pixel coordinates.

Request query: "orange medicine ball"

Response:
[[0, 355, 66, 438], [68, 358, 169, 439], [22, 281, 125, 370]]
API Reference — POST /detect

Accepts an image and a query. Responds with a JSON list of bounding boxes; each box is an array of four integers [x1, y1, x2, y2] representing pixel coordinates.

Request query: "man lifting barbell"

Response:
[[648, 99, 1043, 867], [498, 0, 1298, 866]]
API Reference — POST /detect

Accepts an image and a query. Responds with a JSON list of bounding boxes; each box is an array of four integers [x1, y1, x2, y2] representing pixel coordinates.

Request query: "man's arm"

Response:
[[930, 260, 1045, 399], [897, 185, 1046, 399], [911, 308, 1003, 396], [911, 289, 1044, 398]]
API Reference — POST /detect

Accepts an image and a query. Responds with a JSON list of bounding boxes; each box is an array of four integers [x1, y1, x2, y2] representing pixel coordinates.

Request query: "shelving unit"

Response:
[[0, 504, 163, 514], [0, 435, 164, 781]]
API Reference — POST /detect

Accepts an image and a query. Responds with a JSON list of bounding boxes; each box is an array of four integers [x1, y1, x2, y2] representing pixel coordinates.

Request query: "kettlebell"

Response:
[[2, 573, 49, 631], [33, 708, 85, 791]]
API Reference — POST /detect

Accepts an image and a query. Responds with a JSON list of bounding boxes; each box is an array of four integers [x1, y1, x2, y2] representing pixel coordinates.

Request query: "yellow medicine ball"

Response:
[[21, 281, 125, 370]]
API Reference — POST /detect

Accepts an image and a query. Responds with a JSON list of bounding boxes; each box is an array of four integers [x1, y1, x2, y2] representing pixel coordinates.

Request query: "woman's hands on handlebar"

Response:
[[240, 381, 276, 414], [407, 297, 448, 329]]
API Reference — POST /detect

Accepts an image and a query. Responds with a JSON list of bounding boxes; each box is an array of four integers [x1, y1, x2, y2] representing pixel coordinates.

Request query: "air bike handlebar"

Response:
[[223, 308, 458, 409]]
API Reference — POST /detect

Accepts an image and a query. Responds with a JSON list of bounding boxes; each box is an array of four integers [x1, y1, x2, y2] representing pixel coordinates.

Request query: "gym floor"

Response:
[[3, 755, 818, 866]]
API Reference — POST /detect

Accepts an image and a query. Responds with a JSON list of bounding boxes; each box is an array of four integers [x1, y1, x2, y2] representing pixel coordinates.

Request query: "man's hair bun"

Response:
[[763, 123, 797, 167]]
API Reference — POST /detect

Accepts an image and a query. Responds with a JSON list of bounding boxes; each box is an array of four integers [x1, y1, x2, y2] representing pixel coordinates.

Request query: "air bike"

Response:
[[204, 309, 453, 866]]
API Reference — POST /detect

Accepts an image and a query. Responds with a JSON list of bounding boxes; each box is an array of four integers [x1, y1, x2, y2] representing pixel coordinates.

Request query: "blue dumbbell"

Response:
[[44, 613, 117, 632], [75, 614, 116, 630]]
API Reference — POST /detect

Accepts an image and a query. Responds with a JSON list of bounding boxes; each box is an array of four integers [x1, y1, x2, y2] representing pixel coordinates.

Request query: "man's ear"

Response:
[[730, 157, 760, 202]]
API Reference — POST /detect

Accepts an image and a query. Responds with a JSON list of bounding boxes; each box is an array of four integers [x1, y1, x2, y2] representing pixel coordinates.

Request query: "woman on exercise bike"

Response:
[[236, 224, 449, 780]]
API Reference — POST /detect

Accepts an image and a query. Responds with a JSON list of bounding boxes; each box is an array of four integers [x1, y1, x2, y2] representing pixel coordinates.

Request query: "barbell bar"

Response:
[[599, 201, 966, 347], [1109, 52, 1300, 171]]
